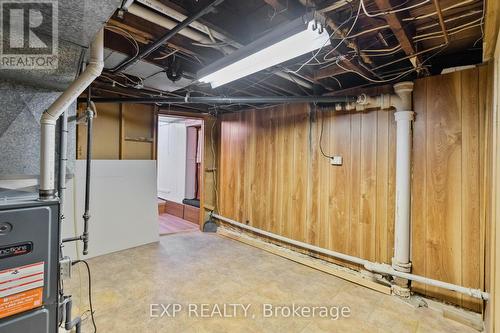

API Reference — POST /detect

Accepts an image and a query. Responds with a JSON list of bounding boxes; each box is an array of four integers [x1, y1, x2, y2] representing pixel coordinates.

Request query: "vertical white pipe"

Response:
[[390, 82, 414, 276], [39, 29, 104, 199], [393, 110, 415, 272], [40, 114, 57, 198]]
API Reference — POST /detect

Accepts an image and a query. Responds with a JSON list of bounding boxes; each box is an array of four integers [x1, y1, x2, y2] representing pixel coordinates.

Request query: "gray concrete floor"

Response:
[[67, 231, 477, 332]]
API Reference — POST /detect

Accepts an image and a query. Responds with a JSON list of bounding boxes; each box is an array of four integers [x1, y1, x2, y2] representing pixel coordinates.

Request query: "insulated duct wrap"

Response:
[[0, 0, 121, 187]]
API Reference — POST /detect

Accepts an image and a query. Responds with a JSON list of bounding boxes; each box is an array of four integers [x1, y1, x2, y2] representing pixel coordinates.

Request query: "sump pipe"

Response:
[[76, 95, 357, 105], [212, 213, 489, 301]]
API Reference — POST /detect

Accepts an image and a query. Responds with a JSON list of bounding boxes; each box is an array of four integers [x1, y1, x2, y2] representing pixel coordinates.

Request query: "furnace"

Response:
[[0, 189, 59, 333]]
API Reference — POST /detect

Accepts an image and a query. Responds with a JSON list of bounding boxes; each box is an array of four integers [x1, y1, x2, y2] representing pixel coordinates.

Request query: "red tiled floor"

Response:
[[159, 213, 199, 235]]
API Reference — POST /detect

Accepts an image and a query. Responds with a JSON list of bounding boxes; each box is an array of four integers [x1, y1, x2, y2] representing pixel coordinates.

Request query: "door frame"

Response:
[[156, 108, 210, 231]]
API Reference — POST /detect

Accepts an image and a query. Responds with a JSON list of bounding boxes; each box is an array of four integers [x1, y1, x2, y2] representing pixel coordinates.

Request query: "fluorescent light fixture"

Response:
[[198, 15, 330, 88]]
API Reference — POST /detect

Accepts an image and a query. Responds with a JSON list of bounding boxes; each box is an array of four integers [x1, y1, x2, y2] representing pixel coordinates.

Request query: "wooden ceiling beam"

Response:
[[107, 18, 198, 57], [314, 63, 348, 80], [483, 0, 499, 61], [314, 57, 376, 81], [373, 0, 422, 67]]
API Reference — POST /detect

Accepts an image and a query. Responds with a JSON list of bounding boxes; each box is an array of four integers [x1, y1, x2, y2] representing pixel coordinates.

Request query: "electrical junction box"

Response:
[[330, 156, 343, 166], [0, 188, 59, 333]]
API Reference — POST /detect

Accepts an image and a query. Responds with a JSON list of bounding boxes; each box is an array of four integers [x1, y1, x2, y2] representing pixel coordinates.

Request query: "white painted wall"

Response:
[[157, 119, 187, 203], [185, 126, 198, 199], [61, 160, 159, 259]]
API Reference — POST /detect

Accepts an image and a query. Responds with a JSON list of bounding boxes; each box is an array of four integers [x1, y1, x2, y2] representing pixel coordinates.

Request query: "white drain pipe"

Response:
[[213, 213, 489, 300], [357, 82, 415, 283], [39, 29, 104, 200], [205, 80, 488, 300], [392, 83, 415, 275]]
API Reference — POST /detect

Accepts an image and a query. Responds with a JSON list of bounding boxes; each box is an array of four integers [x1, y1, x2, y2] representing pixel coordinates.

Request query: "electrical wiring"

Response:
[[358, 58, 384, 79], [317, 103, 335, 160], [360, 0, 430, 18], [347, 24, 390, 39], [286, 47, 346, 68], [473, 0, 485, 47], [402, 0, 475, 21], [346, 8, 477, 40], [416, 10, 482, 32], [322, 0, 363, 62], [413, 17, 483, 39], [355, 42, 450, 83], [370, 43, 446, 71], [105, 26, 139, 58], [361, 47, 403, 57], [72, 260, 97, 333], [318, 55, 346, 69], [335, 57, 417, 83], [117, 73, 144, 87], [362, 45, 402, 53], [153, 49, 178, 60], [192, 41, 231, 48], [278, 68, 312, 96], [99, 75, 128, 87], [331, 76, 343, 89], [288, 1, 356, 74], [413, 23, 482, 43], [379, 66, 416, 77], [318, 0, 352, 13]]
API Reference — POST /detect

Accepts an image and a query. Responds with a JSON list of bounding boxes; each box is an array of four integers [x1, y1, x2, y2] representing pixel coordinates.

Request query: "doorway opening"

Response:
[[157, 115, 203, 235]]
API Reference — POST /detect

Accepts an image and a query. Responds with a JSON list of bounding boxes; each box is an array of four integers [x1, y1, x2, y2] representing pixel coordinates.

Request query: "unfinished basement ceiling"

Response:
[[91, 0, 484, 111]]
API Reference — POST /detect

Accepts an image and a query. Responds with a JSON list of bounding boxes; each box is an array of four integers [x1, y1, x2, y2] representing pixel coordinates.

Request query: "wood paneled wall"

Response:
[[218, 67, 491, 310], [77, 103, 156, 160]]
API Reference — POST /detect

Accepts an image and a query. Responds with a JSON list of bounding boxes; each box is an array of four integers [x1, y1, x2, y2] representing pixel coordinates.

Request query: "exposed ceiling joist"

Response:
[[107, 18, 198, 57], [314, 63, 348, 80], [95, 0, 484, 101], [314, 56, 376, 81], [263, 0, 376, 81], [373, 0, 422, 68], [483, 0, 499, 61]]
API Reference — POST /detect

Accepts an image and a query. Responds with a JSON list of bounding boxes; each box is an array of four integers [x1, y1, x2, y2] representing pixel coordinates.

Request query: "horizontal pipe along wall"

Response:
[[216, 67, 490, 311]]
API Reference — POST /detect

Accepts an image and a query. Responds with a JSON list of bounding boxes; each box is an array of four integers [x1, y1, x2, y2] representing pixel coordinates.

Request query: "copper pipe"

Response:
[[432, 0, 449, 44]]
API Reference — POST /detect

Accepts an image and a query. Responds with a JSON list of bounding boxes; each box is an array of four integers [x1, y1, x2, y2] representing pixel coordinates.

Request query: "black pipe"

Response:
[[64, 297, 81, 333], [109, 0, 224, 73], [82, 89, 94, 255], [77, 95, 357, 105], [62, 235, 83, 243]]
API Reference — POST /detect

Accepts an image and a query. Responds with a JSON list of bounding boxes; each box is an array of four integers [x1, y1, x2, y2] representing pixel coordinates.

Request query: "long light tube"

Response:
[[199, 20, 330, 88]]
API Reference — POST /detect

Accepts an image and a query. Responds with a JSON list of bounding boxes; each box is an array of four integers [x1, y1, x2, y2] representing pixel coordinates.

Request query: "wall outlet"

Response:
[[330, 156, 343, 166]]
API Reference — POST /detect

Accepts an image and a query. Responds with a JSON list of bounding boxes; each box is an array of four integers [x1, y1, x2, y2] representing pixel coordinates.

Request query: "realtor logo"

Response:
[[0, 0, 58, 69]]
